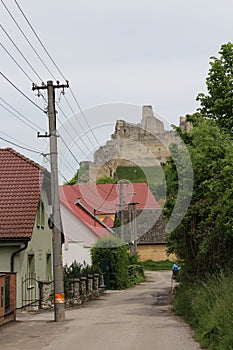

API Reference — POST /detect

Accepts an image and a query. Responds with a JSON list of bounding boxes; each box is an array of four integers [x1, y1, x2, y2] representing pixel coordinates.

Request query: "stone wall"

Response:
[[79, 105, 184, 183]]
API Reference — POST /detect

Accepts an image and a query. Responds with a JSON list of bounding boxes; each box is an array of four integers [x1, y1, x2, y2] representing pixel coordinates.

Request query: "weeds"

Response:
[[173, 272, 233, 349]]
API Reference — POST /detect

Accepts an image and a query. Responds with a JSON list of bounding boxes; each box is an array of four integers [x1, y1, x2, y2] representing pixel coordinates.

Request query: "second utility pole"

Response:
[[33, 80, 69, 322]]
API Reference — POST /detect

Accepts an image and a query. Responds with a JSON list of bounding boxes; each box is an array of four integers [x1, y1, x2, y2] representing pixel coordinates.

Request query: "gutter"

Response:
[[10, 240, 29, 272], [74, 199, 115, 234]]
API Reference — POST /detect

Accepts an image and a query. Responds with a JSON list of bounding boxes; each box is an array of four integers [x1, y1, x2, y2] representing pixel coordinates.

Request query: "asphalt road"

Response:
[[0, 271, 201, 350]]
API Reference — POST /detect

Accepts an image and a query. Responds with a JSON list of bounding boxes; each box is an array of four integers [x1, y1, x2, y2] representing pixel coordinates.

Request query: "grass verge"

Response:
[[142, 259, 174, 271], [173, 272, 233, 350]]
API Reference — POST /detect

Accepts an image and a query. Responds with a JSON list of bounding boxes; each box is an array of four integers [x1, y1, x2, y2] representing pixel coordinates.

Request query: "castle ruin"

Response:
[[78, 105, 189, 183]]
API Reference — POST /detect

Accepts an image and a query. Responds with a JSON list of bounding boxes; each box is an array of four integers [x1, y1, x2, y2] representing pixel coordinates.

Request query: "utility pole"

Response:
[[119, 181, 125, 241], [128, 203, 133, 255], [33, 80, 69, 322], [128, 202, 139, 255]]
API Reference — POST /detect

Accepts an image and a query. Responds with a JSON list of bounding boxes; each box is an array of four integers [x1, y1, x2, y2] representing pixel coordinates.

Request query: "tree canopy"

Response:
[[165, 43, 233, 278], [196, 42, 233, 131]]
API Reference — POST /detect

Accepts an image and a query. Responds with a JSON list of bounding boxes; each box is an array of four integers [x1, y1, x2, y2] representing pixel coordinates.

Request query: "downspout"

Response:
[[10, 240, 29, 272]]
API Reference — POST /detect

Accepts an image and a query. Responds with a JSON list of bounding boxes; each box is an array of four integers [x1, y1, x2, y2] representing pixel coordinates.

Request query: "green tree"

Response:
[[166, 119, 233, 277], [196, 42, 233, 130], [164, 44, 233, 277]]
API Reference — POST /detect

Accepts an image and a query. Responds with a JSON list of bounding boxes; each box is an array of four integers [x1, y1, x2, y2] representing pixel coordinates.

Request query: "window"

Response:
[[37, 200, 45, 229], [28, 254, 35, 276], [46, 254, 52, 281], [41, 202, 45, 228]]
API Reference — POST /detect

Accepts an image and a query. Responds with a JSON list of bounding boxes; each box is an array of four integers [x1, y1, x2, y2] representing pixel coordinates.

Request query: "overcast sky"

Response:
[[1, 0, 233, 181]]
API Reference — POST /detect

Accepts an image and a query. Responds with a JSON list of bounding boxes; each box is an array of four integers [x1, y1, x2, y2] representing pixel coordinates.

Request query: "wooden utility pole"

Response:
[[33, 80, 69, 322]]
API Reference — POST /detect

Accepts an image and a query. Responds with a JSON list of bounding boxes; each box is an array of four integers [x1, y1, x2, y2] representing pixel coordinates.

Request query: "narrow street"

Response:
[[0, 271, 201, 350]]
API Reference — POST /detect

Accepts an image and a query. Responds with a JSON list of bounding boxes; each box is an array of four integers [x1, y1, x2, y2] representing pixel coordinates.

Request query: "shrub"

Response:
[[128, 264, 145, 286], [63, 260, 95, 299], [91, 236, 129, 289]]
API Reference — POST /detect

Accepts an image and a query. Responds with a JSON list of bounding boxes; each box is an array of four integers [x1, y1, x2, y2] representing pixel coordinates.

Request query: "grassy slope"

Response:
[[116, 166, 164, 186]]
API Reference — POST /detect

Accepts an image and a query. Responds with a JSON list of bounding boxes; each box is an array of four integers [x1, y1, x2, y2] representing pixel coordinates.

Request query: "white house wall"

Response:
[[60, 204, 98, 266]]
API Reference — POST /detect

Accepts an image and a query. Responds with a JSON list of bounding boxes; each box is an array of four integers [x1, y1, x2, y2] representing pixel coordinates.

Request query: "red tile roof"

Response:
[[60, 183, 160, 213], [59, 183, 160, 237], [0, 148, 46, 240], [59, 187, 112, 239]]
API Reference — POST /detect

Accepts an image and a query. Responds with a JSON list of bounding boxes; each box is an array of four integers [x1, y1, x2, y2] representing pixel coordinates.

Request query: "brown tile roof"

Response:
[[0, 148, 46, 240]]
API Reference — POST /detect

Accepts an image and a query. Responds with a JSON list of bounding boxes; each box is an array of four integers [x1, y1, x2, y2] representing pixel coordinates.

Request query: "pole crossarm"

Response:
[[32, 81, 69, 91]]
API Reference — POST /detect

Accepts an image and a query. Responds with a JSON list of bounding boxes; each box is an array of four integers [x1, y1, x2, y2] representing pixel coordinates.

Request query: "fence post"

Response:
[[93, 274, 100, 297], [80, 277, 87, 302], [71, 278, 81, 304], [39, 281, 53, 309]]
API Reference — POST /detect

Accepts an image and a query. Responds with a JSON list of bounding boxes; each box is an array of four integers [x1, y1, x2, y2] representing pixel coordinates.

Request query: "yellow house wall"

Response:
[[137, 244, 176, 262]]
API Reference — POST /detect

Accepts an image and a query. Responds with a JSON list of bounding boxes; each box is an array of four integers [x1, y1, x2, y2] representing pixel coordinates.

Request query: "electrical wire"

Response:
[[0, 72, 45, 113], [2, 2, 116, 206], [10, 0, 102, 149], [0, 133, 44, 155], [1, 42, 33, 83], [68, 88, 101, 147], [1, 0, 56, 81], [58, 171, 117, 213], [56, 105, 92, 156], [63, 95, 97, 150], [0, 98, 46, 132], [1, 24, 43, 82], [58, 134, 81, 167], [13, 0, 67, 82]]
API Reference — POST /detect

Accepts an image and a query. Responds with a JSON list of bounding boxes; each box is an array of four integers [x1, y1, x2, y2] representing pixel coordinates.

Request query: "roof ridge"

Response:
[[0, 148, 49, 173]]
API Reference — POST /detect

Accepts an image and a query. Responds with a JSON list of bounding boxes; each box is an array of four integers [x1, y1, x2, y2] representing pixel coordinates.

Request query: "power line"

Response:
[[6, 1, 116, 202], [63, 95, 97, 150], [56, 104, 92, 156], [1, 42, 33, 83], [1, 24, 43, 82], [0, 98, 46, 133], [69, 88, 101, 147], [59, 170, 117, 212], [13, 0, 67, 82], [9, 0, 102, 149], [59, 134, 81, 167], [1, 0, 56, 81], [0, 102, 37, 132], [0, 130, 42, 151], [0, 72, 45, 112], [0, 133, 44, 155]]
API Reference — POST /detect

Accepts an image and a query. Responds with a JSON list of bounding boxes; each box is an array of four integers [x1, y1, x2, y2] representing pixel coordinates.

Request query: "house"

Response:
[[136, 214, 169, 261], [59, 184, 113, 266], [0, 148, 53, 309], [59, 182, 167, 265]]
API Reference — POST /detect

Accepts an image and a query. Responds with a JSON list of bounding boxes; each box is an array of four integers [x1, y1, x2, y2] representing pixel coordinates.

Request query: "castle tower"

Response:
[[141, 105, 164, 133]]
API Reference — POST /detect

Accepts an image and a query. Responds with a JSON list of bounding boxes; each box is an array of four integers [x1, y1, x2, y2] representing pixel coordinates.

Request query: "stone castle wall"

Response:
[[79, 105, 189, 183]]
